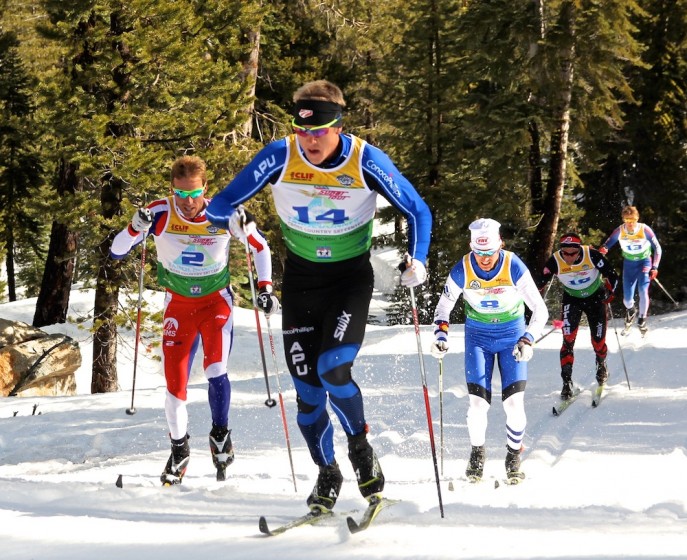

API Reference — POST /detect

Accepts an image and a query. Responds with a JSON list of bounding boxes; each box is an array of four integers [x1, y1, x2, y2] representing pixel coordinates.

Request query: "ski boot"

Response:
[[624, 306, 637, 332], [161, 434, 190, 486], [209, 425, 234, 481], [307, 461, 344, 512], [465, 445, 485, 482], [560, 364, 574, 400], [348, 430, 385, 501], [596, 359, 608, 386], [505, 446, 525, 485], [560, 380, 575, 400], [638, 317, 648, 336]]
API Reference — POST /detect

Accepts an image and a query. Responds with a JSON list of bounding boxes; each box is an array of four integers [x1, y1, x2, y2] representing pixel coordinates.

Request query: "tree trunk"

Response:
[[33, 159, 79, 327], [527, 120, 544, 217], [239, 28, 260, 138], [91, 176, 122, 393], [5, 232, 16, 302], [530, 1, 575, 280]]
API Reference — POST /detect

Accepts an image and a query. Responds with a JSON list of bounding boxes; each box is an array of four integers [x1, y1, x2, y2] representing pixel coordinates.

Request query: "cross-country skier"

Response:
[[110, 155, 276, 485], [539, 232, 619, 399], [206, 80, 432, 511], [430, 218, 547, 483], [599, 206, 662, 335]]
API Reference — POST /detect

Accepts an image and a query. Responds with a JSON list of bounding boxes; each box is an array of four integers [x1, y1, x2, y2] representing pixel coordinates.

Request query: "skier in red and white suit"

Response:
[[111, 155, 276, 484]]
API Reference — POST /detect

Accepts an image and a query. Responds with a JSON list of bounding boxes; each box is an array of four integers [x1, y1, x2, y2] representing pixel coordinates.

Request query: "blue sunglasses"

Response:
[[473, 248, 498, 257], [173, 186, 205, 199]]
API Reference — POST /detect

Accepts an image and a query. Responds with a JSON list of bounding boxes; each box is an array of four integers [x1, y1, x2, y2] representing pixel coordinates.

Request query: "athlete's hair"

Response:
[[293, 80, 346, 107], [171, 155, 207, 185], [622, 205, 639, 220]]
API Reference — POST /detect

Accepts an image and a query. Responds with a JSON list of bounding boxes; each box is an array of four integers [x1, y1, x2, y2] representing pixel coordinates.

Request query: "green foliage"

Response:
[[0, 27, 45, 300], [1, 0, 686, 326]]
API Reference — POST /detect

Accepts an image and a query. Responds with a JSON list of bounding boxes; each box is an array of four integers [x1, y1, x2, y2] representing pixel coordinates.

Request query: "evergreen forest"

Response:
[[0, 0, 685, 392]]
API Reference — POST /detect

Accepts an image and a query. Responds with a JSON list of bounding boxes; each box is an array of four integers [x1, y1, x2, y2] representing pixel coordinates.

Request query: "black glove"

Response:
[[257, 286, 280, 317], [602, 278, 616, 305]]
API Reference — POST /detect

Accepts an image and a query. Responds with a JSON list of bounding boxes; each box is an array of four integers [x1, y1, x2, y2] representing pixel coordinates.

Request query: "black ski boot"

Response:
[[560, 380, 575, 400], [505, 446, 525, 484], [560, 364, 574, 400], [638, 317, 648, 336], [209, 425, 234, 481], [161, 434, 190, 486], [348, 431, 385, 500], [306, 462, 344, 512], [465, 445, 486, 482], [596, 359, 609, 385]]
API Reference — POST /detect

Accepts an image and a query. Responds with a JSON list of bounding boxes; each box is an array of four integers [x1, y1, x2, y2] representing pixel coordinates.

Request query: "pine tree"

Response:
[[580, 1, 687, 301], [35, 0, 265, 392], [0, 29, 44, 302]]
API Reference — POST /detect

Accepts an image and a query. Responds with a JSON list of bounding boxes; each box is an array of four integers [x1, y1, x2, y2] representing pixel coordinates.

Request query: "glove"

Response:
[[552, 319, 564, 330], [131, 208, 153, 233], [228, 205, 256, 237], [398, 255, 427, 287], [598, 246, 608, 255], [602, 278, 615, 304], [257, 286, 280, 317], [431, 321, 449, 359], [649, 267, 658, 281], [512, 336, 534, 362]]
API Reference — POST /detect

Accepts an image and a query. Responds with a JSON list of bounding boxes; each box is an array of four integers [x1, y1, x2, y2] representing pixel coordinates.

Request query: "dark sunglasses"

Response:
[[561, 249, 580, 257]]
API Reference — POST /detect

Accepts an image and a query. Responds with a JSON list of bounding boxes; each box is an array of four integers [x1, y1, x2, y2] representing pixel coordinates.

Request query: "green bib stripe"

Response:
[[465, 300, 525, 323], [280, 219, 374, 262], [157, 266, 230, 298]]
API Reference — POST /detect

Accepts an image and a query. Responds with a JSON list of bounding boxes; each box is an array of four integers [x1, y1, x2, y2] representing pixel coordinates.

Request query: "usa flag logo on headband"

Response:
[[298, 109, 314, 118]]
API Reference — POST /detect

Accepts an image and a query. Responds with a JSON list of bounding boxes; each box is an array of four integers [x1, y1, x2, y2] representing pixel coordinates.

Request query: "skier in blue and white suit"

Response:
[[430, 218, 548, 482], [206, 80, 432, 511]]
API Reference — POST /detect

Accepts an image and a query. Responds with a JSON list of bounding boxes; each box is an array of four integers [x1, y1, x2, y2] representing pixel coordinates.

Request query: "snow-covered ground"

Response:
[[1, 287, 686, 559]]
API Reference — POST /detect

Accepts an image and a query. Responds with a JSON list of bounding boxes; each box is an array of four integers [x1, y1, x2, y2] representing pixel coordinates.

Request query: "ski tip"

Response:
[[448, 480, 455, 491], [258, 516, 272, 535], [552, 406, 559, 416], [346, 516, 362, 534], [115, 474, 123, 488]]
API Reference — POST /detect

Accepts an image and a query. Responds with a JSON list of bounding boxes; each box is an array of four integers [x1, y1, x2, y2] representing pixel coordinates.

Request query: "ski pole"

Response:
[[535, 319, 564, 343], [264, 314, 298, 492], [409, 286, 445, 518], [126, 232, 147, 415], [438, 358, 445, 477], [243, 228, 277, 408], [607, 303, 631, 390], [653, 278, 679, 309]]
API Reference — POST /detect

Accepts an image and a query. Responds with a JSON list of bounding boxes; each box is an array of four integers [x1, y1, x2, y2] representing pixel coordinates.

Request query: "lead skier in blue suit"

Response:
[[207, 80, 432, 512]]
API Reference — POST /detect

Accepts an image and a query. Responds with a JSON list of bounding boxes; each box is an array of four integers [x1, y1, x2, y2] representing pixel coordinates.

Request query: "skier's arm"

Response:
[[361, 144, 432, 265], [110, 206, 161, 259], [590, 249, 619, 292], [645, 226, 662, 269], [599, 227, 621, 254], [538, 255, 559, 291], [206, 140, 287, 230], [430, 271, 464, 357], [228, 207, 273, 289]]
